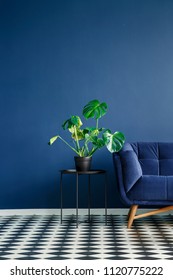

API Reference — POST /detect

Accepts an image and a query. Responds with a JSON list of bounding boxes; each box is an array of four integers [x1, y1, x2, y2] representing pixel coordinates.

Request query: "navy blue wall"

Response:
[[1, 0, 173, 209]]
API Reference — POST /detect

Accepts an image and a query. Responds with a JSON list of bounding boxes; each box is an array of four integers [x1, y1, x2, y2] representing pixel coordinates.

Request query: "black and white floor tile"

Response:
[[0, 214, 173, 260]]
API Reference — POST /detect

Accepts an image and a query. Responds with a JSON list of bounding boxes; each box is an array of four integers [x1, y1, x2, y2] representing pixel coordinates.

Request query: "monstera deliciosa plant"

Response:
[[49, 99, 125, 171]]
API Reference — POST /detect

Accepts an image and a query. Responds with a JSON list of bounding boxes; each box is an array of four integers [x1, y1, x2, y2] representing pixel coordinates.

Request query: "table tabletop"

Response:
[[60, 169, 106, 174]]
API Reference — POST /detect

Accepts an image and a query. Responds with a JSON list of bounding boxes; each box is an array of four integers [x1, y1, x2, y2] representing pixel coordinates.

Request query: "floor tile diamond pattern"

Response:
[[0, 214, 173, 259]]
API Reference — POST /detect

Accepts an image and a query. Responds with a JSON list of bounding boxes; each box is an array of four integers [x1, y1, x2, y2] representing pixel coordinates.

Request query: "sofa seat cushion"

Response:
[[127, 175, 173, 201]]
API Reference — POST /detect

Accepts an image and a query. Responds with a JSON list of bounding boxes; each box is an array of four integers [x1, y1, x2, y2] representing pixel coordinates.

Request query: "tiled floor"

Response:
[[0, 214, 173, 259]]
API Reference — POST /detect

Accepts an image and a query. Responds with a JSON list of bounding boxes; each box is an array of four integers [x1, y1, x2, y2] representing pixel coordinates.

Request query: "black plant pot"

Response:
[[74, 156, 92, 171]]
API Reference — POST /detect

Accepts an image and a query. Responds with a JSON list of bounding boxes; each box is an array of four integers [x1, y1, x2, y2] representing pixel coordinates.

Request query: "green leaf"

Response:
[[48, 135, 59, 145], [84, 131, 98, 143], [103, 130, 125, 153], [83, 99, 108, 120], [84, 131, 105, 148], [84, 127, 104, 132], [62, 116, 82, 131], [94, 138, 105, 148], [84, 127, 96, 131], [71, 129, 85, 140], [71, 116, 83, 127]]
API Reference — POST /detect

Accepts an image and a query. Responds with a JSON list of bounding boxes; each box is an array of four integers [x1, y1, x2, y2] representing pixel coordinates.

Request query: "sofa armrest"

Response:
[[120, 150, 142, 192]]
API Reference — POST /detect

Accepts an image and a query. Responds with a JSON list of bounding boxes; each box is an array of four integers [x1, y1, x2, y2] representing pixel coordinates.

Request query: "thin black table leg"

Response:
[[105, 173, 107, 225], [88, 174, 91, 221], [59, 169, 107, 227], [76, 173, 79, 228], [60, 172, 63, 224]]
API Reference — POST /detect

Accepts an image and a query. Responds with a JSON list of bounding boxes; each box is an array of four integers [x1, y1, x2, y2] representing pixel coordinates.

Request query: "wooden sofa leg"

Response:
[[127, 206, 133, 220], [127, 205, 138, 229]]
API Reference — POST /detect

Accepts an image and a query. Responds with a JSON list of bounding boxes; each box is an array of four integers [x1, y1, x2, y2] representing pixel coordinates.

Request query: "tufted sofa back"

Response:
[[121, 142, 173, 176]]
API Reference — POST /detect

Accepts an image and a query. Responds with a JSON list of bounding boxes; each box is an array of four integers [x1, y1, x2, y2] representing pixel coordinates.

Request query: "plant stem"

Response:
[[58, 136, 80, 156], [96, 119, 99, 129], [84, 142, 89, 156], [74, 126, 81, 155], [89, 147, 99, 156]]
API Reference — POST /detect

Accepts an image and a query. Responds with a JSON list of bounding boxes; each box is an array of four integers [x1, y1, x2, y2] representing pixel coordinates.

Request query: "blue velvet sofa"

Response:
[[113, 142, 173, 228]]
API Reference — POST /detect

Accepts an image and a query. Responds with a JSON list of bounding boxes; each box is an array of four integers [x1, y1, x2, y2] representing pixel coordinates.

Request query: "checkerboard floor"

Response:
[[0, 214, 173, 259]]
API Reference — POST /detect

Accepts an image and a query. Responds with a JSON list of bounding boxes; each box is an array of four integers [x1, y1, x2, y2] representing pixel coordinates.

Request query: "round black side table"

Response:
[[60, 169, 107, 227]]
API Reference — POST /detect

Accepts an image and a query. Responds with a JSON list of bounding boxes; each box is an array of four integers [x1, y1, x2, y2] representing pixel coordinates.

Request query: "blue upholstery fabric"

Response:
[[167, 176, 173, 200], [129, 142, 173, 176], [119, 150, 142, 192], [113, 142, 173, 206], [127, 176, 167, 201]]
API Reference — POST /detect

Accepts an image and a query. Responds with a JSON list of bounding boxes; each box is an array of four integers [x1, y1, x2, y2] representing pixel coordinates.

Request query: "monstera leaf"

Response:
[[48, 135, 59, 145], [62, 116, 84, 141], [103, 130, 125, 153], [84, 127, 104, 136], [62, 116, 82, 130], [48, 100, 125, 157], [91, 137, 105, 148], [71, 129, 85, 140], [84, 128, 101, 145], [83, 99, 108, 120]]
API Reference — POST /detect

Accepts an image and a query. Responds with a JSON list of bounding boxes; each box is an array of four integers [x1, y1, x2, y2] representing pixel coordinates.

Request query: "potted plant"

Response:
[[48, 99, 125, 171]]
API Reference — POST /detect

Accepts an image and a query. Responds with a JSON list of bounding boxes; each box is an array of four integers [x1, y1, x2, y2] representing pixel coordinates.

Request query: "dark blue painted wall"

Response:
[[1, 0, 173, 209]]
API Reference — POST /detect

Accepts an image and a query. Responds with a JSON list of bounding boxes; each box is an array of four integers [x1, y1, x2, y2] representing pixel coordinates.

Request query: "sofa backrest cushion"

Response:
[[121, 142, 173, 176], [120, 150, 143, 192]]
